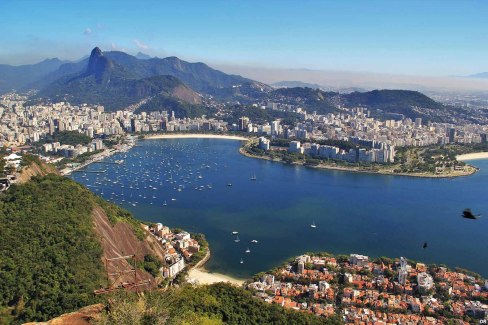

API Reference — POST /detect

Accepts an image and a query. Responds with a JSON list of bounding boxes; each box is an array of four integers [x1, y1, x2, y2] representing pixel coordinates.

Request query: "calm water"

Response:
[[71, 139, 488, 278]]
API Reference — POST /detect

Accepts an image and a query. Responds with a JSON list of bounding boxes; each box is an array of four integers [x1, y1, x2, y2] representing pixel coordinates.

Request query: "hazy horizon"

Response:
[[1, 1, 488, 77]]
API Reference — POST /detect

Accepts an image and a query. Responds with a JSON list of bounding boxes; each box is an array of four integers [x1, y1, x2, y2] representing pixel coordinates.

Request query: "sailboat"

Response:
[[310, 220, 317, 228], [250, 173, 257, 181], [245, 247, 251, 253], [240, 257, 244, 264], [163, 200, 167, 206], [234, 235, 240, 243]]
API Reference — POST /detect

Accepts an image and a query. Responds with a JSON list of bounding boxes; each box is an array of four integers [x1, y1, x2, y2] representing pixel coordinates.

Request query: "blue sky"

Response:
[[1, 0, 487, 76]]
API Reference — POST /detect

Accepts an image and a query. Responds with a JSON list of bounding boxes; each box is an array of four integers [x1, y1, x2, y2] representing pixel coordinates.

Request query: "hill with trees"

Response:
[[0, 174, 161, 324]]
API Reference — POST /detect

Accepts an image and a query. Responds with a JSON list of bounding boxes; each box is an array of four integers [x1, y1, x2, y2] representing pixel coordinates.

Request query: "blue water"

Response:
[[71, 139, 488, 278]]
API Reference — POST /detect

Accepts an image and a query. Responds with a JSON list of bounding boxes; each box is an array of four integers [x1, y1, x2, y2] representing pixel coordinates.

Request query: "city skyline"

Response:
[[1, 0, 488, 77]]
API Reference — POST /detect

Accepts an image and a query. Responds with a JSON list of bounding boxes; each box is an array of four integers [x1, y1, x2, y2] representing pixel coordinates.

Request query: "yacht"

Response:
[[163, 201, 168, 206], [310, 221, 317, 228], [232, 231, 239, 235], [240, 258, 244, 264], [245, 247, 251, 253], [250, 173, 257, 181], [234, 235, 240, 243], [251, 239, 258, 243]]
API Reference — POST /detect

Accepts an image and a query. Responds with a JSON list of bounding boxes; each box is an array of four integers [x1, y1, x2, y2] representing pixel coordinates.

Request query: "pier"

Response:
[[72, 170, 106, 174]]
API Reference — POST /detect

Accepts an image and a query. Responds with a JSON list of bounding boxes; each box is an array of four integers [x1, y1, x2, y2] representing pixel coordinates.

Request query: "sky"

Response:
[[1, 0, 487, 77]]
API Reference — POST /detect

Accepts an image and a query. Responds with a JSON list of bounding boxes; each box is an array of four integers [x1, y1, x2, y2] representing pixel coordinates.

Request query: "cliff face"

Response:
[[91, 205, 165, 289], [17, 159, 58, 184], [23, 304, 105, 325]]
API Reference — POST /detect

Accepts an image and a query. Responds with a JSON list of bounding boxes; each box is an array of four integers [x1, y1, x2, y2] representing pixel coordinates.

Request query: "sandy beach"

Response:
[[456, 152, 488, 161], [145, 134, 249, 141], [187, 268, 245, 286]]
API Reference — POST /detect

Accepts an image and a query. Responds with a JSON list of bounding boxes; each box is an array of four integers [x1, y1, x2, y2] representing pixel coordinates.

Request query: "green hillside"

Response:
[[0, 175, 144, 324], [98, 282, 343, 325]]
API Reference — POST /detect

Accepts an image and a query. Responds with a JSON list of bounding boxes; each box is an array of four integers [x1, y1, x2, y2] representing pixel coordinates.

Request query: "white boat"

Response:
[[234, 235, 240, 243], [171, 198, 176, 201], [240, 258, 244, 264], [232, 231, 239, 235], [251, 239, 258, 243], [310, 221, 317, 228], [250, 173, 257, 180], [245, 247, 251, 253]]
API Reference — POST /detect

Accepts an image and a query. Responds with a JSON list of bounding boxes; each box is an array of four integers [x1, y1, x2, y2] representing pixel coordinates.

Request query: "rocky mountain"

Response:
[[35, 47, 269, 103], [0, 58, 65, 94], [37, 47, 202, 112], [32, 47, 273, 112]]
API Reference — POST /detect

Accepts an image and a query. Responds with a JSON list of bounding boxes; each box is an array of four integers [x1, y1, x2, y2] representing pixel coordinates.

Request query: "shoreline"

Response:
[[239, 147, 477, 179], [187, 248, 246, 286], [60, 141, 135, 176], [456, 152, 488, 161], [145, 133, 249, 141]]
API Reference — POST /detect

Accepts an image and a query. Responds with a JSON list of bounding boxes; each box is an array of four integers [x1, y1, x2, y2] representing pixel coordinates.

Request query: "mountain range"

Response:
[[0, 47, 451, 121]]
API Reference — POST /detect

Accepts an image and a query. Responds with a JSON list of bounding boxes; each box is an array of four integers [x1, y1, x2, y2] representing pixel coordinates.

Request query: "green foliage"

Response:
[[136, 94, 210, 118], [140, 255, 163, 278], [39, 69, 189, 111], [225, 105, 301, 126], [271, 87, 338, 115], [99, 283, 342, 325], [38, 130, 91, 146], [342, 89, 444, 119], [0, 175, 105, 323]]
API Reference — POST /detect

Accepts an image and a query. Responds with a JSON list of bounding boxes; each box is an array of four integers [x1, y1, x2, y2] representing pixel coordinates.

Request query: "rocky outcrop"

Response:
[[23, 304, 105, 325]]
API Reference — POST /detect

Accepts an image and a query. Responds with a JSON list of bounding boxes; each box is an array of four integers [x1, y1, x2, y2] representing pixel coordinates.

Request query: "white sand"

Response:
[[457, 152, 488, 161], [145, 134, 248, 141], [187, 268, 245, 286]]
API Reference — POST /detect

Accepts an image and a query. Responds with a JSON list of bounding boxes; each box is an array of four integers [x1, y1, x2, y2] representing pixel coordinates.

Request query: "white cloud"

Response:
[[84, 28, 92, 35], [110, 42, 126, 52], [134, 39, 150, 50]]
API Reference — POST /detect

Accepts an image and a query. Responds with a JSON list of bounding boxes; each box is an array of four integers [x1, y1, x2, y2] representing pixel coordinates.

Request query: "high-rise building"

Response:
[[238, 117, 250, 131], [448, 128, 456, 143], [398, 257, 408, 286]]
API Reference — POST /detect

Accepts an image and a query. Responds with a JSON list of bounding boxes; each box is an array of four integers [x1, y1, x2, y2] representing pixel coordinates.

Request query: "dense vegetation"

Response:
[[38, 64, 191, 111], [52, 130, 91, 146], [98, 283, 343, 325], [0, 175, 148, 323], [270, 87, 338, 115], [341, 89, 445, 121], [0, 175, 105, 323], [136, 93, 210, 118], [224, 105, 301, 126]]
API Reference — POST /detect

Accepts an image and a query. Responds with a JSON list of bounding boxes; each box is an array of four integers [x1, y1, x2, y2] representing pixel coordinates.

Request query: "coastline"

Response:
[[145, 134, 249, 141], [60, 141, 135, 176], [456, 152, 488, 161], [239, 147, 477, 179], [187, 248, 245, 286]]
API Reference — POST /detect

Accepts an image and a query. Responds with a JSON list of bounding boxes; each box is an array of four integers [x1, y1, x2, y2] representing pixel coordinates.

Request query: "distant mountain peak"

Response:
[[86, 47, 113, 83], [135, 52, 152, 60]]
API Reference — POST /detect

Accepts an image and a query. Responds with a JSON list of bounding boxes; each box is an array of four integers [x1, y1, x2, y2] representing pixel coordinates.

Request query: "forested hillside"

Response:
[[0, 175, 149, 324]]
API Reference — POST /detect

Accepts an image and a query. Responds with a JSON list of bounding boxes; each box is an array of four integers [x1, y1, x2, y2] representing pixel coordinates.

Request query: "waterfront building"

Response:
[[349, 254, 369, 267]]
